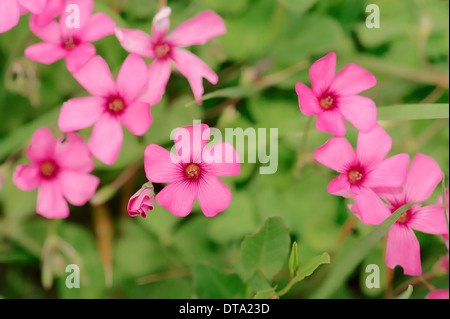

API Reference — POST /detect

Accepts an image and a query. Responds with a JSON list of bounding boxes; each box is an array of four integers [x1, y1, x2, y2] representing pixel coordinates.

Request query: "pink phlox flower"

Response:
[[0, 0, 47, 33], [127, 182, 155, 218], [426, 290, 449, 299], [13, 127, 100, 218], [25, 0, 116, 72], [350, 154, 446, 276], [58, 54, 152, 165], [115, 6, 226, 105], [296, 52, 377, 137], [144, 123, 241, 217], [314, 124, 410, 225]]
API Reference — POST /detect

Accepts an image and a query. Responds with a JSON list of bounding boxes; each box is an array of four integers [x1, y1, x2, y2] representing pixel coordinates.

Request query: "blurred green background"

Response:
[[0, 0, 448, 299]]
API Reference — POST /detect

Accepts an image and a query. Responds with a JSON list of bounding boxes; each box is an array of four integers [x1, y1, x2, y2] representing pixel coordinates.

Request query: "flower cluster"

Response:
[[296, 53, 448, 279], [7, 1, 227, 218]]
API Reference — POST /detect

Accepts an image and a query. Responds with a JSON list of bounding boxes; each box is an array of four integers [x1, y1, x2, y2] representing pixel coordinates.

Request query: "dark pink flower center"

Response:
[[64, 37, 78, 50], [185, 164, 201, 179], [348, 169, 363, 184], [155, 43, 171, 59], [320, 95, 335, 110], [108, 98, 125, 113], [40, 160, 58, 178]]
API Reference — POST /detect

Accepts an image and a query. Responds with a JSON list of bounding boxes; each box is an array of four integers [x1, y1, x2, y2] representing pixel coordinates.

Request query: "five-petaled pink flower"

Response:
[[144, 123, 240, 217], [13, 127, 100, 218], [350, 154, 446, 276], [115, 6, 226, 105], [58, 54, 152, 165], [0, 0, 47, 33], [314, 124, 410, 225], [25, 0, 116, 72], [127, 182, 155, 218], [296, 52, 377, 137]]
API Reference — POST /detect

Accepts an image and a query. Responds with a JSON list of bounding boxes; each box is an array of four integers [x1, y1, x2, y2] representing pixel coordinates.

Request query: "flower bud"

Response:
[[127, 182, 155, 218]]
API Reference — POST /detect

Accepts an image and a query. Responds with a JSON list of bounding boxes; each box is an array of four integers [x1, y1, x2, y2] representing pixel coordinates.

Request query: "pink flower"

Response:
[[58, 54, 152, 165], [426, 290, 449, 299], [144, 123, 240, 217], [13, 127, 100, 219], [31, 0, 65, 27], [350, 154, 446, 276], [314, 124, 410, 224], [115, 6, 226, 105], [127, 182, 155, 218], [25, 0, 116, 73], [0, 0, 47, 33], [296, 52, 377, 137]]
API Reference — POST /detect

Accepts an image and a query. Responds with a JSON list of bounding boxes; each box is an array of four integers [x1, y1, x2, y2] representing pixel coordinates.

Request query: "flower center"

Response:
[[348, 170, 363, 183], [40, 160, 57, 178], [185, 164, 201, 179], [320, 95, 335, 110], [155, 43, 170, 59], [64, 37, 77, 50], [397, 211, 409, 224], [108, 98, 125, 113]]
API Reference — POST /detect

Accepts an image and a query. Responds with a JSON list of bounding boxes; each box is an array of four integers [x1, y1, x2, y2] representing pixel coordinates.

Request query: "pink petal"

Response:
[[197, 174, 231, 217], [58, 96, 106, 132], [151, 6, 171, 43], [37, 180, 70, 219], [171, 48, 218, 102], [316, 109, 346, 137], [357, 124, 392, 169], [329, 63, 376, 96], [59, 0, 93, 39], [404, 153, 443, 203], [79, 13, 116, 42], [167, 10, 226, 47], [309, 52, 336, 96], [314, 137, 356, 173], [29, 17, 61, 43], [24, 42, 67, 64], [0, 0, 20, 33], [117, 54, 148, 104], [65, 42, 96, 73], [353, 187, 391, 225], [115, 28, 155, 58], [408, 205, 448, 235], [364, 153, 410, 189], [144, 144, 181, 184], [139, 58, 172, 105], [174, 123, 210, 163], [120, 101, 152, 136], [26, 127, 56, 163], [88, 113, 123, 165], [386, 223, 422, 276], [426, 290, 449, 299], [155, 181, 198, 217], [59, 170, 99, 206], [54, 133, 95, 174], [337, 95, 377, 133], [18, 0, 46, 14], [72, 55, 116, 97], [202, 142, 241, 176], [295, 82, 321, 116], [327, 174, 356, 198], [31, 0, 65, 27], [13, 165, 41, 191]]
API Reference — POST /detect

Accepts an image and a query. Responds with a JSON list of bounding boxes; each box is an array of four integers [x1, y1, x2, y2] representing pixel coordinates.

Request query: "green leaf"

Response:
[[311, 203, 413, 299], [293, 252, 330, 283], [193, 264, 247, 299], [189, 86, 259, 105], [395, 285, 414, 299], [277, 0, 318, 15], [378, 104, 449, 121], [240, 217, 291, 281], [254, 287, 278, 299], [288, 241, 298, 278]]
